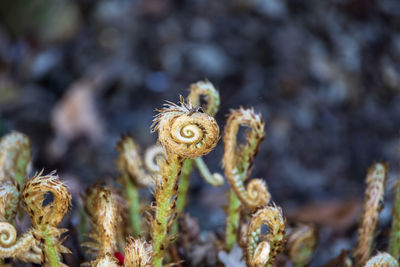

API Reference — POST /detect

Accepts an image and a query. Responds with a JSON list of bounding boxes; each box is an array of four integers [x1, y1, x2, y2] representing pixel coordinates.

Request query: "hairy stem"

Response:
[[225, 190, 241, 251], [172, 158, 194, 236], [151, 154, 184, 267]]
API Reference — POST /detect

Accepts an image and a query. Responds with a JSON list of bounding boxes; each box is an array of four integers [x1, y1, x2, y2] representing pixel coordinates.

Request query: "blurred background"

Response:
[[0, 0, 400, 265]]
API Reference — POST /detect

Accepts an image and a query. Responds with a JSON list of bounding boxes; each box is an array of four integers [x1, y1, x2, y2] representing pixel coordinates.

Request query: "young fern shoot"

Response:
[[0, 132, 40, 265], [0, 131, 31, 187], [150, 95, 219, 267], [116, 136, 164, 237], [223, 107, 270, 211], [286, 224, 317, 267], [82, 184, 126, 266], [223, 107, 270, 251], [246, 205, 285, 267], [174, 80, 222, 236], [354, 163, 388, 267], [23, 171, 71, 267]]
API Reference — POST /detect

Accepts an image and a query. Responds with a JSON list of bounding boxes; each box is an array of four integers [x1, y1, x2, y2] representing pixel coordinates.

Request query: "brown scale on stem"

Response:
[[223, 107, 270, 211]]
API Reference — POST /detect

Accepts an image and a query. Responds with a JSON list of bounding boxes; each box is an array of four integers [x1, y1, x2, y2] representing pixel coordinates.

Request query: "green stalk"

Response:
[[194, 157, 224, 186], [176, 159, 194, 214], [42, 225, 62, 267], [171, 159, 194, 236], [123, 173, 141, 237], [390, 179, 400, 259], [225, 190, 240, 251], [151, 154, 184, 267]]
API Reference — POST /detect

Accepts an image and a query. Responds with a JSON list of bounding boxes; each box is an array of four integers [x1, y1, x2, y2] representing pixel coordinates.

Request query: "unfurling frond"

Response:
[[354, 163, 388, 266], [223, 107, 270, 210], [22, 171, 71, 267], [246, 205, 285, 267], [151, 95, 219, 158], [0, 131, 31, 186]]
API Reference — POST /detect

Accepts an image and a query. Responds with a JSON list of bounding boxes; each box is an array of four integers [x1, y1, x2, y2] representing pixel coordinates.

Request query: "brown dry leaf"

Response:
[[287, 198, 362, 232], [50, 75, 105, 158]]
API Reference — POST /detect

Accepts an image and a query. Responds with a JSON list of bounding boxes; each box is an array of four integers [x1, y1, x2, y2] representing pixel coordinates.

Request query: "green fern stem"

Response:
[[172, 158, 194, 236], [151, 154, 184, 267], [390, 180, 400, 259], [42, 225, 62, 267], [122, 173, 141, 237], [176, 159, 194, 214], [225, 189, 241, 251]]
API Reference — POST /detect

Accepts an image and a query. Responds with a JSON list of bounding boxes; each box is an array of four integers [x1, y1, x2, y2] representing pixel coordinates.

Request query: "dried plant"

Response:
[[354, 163, 388, 266], [150, 95, 219, 266]]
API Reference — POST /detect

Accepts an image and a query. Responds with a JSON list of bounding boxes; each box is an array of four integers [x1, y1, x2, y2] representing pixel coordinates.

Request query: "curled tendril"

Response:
[[124, 237, 152, 267], [223, 107, 270, 210], [188, 80, 220, 116], [116, 135, 159, 187], [246, 205, 285, 267], [286, 224, 317, 267], [365, 252, 399, 267], [144, 145, 166, 174], [0, 222, 41, 264], [0, 131, 31, 185], [151, 95, 219, 158], [354, 163, 388, 266], [0, 181, 19, 222], [83, 184, 123, 265]]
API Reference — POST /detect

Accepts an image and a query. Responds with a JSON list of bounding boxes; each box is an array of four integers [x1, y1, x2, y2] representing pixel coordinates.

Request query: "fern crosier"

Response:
[[22, 171, 71, 267], [82, 184, 126, 266], [0, 131, 31, 187], [246, 205, 285, 267], [150, 96, 219, 267], [286, 224, 317, 267], [354, 163, 388, 267], [222, 107, 270, 211]]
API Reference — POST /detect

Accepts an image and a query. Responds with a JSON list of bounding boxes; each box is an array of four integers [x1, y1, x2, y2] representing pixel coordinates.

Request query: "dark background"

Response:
[[0, 0, 400, 266]]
